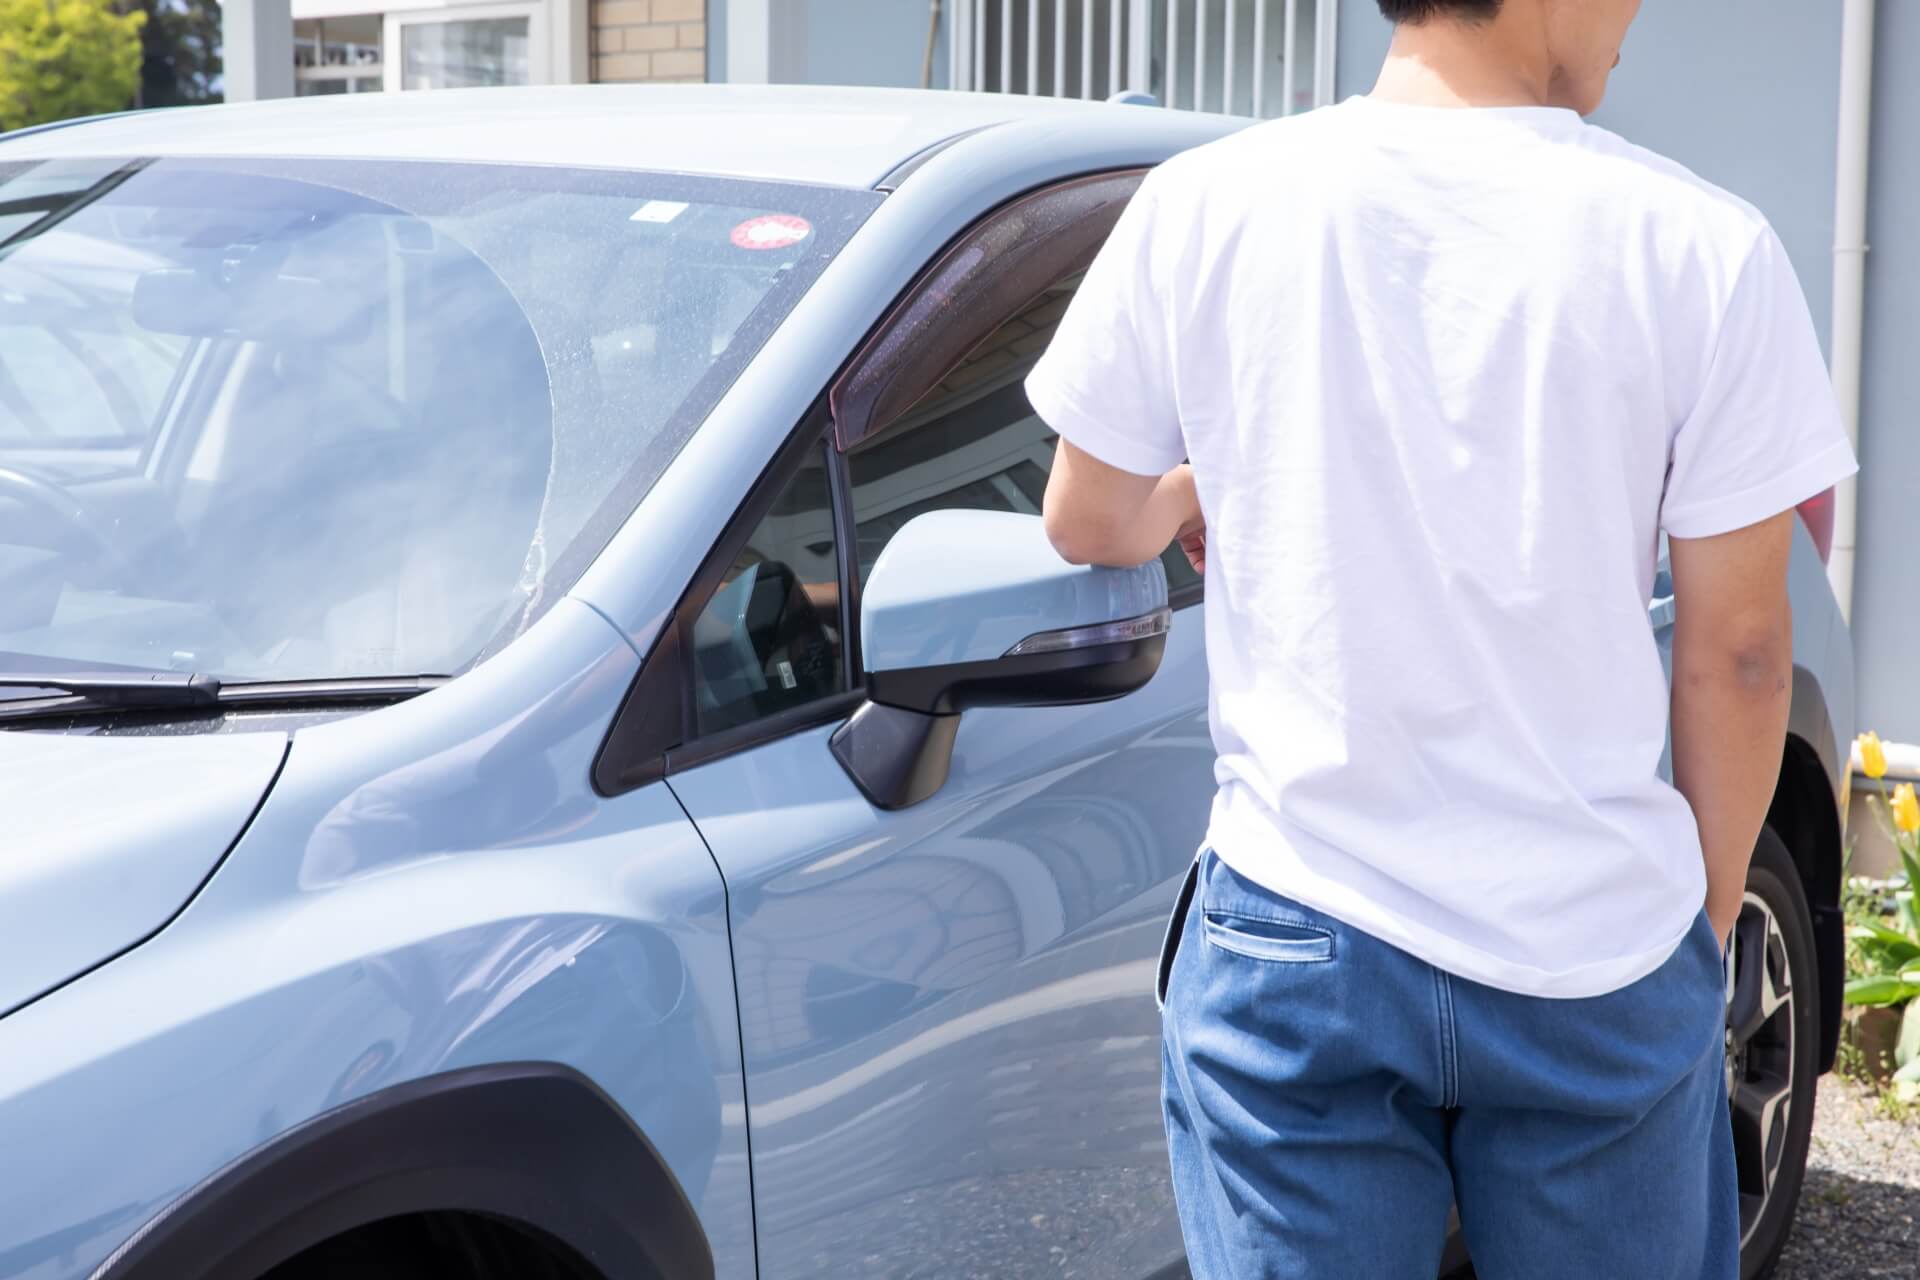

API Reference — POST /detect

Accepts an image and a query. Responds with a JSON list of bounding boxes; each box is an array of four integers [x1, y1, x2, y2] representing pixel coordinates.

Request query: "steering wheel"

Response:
[[0, 465, 131, 581]]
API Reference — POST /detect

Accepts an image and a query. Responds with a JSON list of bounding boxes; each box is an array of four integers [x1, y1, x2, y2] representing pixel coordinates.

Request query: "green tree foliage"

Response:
[[123, 0, 220, 108], [0, 0, 147, 131]]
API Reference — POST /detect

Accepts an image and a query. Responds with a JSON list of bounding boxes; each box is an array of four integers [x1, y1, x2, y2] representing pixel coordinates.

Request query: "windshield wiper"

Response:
[[0, 671, 222, 707], [0, 673, 449, 721]]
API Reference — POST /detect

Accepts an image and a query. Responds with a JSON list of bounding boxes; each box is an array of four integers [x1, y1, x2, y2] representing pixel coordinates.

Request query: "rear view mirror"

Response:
[[831, 510, 1169, 809]]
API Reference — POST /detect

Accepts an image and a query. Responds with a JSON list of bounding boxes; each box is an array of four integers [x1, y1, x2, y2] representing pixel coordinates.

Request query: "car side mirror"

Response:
[[831, 510, 1169, 810]]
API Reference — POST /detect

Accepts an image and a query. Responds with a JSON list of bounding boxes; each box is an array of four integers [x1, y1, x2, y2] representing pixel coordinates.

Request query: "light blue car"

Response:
[[0, 86, 1852, 1280]]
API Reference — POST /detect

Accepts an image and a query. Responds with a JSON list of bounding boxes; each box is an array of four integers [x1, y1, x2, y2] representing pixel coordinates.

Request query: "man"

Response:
[[1025, 1, 1858, 1276]]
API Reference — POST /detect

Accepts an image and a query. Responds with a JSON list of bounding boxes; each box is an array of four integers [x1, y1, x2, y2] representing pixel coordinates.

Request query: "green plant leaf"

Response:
[[1846, 974, 1918, 1005], [1868, 793, 1896, 846], [1902, 845, 1920, 896], [1851, 921, 1920, 957], [1899, 1002, 1920, 1069]]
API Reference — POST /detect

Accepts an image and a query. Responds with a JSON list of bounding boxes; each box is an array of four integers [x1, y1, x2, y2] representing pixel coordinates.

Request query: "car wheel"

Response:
[[1732, 826, 1821, 1280]]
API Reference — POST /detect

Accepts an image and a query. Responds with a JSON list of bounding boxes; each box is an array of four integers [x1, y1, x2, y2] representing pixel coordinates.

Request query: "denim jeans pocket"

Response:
[[1156, 854, 1203, 1012], [1201, 912, 1335, 963]]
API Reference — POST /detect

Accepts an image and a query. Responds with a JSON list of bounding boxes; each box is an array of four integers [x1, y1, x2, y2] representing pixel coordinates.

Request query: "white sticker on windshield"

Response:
[[630, 200, 689, 224]]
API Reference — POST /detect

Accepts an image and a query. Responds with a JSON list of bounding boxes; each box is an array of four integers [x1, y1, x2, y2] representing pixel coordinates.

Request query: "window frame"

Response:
[[591, 404, 860, 796], [592, 170, 1200, 796]]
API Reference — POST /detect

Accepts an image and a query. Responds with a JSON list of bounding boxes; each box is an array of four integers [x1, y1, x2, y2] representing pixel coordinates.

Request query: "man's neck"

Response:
[[1370, 8, 1556, 109]]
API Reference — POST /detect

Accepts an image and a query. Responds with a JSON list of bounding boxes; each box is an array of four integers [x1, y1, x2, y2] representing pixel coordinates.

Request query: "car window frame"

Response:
[[671, 410, 860, 763], [592, 401, 862, 795], [592, 170, 1199, 797]]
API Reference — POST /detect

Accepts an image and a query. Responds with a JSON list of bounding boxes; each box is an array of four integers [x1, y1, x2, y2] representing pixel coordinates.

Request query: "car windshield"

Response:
[[0, 155, 876, 685]]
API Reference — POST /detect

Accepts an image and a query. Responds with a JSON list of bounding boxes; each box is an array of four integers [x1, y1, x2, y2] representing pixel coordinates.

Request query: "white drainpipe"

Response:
[[1829, 0, 1876, 619]]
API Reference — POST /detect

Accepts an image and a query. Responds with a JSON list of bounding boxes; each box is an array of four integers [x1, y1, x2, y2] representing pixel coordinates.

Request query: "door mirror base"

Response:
[[830, 701, 961, 811], [832, 629, 1168, 810]]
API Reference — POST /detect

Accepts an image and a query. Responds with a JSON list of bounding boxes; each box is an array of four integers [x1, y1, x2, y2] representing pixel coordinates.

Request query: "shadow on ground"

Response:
[[1774, 1164, 1920, 1278]]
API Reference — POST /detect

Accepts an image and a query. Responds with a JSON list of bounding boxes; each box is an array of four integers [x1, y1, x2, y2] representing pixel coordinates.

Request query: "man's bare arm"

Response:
[[1667, 512, 1796, 949], [1043, 440, 1201, 568]]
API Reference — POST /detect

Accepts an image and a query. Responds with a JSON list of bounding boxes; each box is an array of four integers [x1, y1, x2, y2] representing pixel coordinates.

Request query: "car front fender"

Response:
[[0, 600, 752, 1280]]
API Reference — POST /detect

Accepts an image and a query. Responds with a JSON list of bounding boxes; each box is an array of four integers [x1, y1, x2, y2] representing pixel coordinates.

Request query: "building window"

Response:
[[294, 16, 384, 95], [391, 5, 541, 90], [295, 0, 573, 93]]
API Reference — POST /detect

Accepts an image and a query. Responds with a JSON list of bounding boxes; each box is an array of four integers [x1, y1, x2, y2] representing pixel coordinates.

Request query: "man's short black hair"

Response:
[[1377, 0, 1504, 23]]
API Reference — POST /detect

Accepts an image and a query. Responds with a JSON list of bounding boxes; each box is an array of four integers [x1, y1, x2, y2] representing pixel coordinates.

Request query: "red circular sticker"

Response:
[[730, 214, 812, 251]]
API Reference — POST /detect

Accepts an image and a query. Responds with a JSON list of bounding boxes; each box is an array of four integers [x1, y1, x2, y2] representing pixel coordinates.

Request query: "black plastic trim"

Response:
[[591, 618, 687, 796], [831, 632, 1167, 807], [592, 412, 848, 796], [92, 1062, 711, 1280], [829, 702, 962, 810], [216, 676, 451, 705], [1811, 895, 1845, 1076], [826, 434, 862, 678], [1168, 580, 1203, 612], [1772, 667, 1844, 1074], [866, 633, 1166, 716], [1770, 671, 1846, 1076], [1786, 664, 1842, 793], [873, 124, 1000, 192], [666, 690, 866, 775]]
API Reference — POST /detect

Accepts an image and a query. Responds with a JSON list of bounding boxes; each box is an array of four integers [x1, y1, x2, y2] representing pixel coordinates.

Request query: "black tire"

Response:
[[1735, 826, 1821, 1280]]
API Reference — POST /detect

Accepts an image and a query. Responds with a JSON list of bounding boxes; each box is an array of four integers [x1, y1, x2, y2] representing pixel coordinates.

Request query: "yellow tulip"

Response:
[[1860, 731, 1889, 780], [1893, 783, 1920, 835]]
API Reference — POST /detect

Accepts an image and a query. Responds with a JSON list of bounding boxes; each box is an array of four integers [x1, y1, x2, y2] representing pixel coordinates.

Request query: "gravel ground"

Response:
[[1774, 1073, 1920, 1278]]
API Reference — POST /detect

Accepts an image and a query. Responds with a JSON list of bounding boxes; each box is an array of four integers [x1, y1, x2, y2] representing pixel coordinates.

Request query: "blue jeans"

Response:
[[1159, 848, 1737, 1279]]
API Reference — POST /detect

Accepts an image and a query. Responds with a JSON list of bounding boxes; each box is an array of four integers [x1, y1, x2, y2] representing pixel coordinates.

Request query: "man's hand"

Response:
[[1043, 440, 1201, 569], [1668, 512, 1795, 950], [1176, 514, 1207, 575]]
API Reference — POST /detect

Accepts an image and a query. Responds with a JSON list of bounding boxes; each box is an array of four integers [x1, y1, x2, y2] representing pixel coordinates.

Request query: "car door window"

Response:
[[686, 440, 845, 737], [846, 275, 1201, 598]]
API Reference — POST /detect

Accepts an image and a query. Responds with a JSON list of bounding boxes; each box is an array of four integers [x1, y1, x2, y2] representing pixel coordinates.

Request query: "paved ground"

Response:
[[1775, 1073, 1920, 1278]]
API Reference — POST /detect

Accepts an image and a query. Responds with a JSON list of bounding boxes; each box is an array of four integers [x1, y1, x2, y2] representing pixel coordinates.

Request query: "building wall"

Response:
[[1849, 3, 1920, 744], [592, 0, 707, 82], [704, 0, 941, 88], [1337, 1, 1841, 351], [807, 0, 948, 89], [1589, 3, 1843, 356]]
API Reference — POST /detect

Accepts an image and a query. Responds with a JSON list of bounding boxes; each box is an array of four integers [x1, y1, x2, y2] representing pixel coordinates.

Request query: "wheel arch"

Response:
[[90, 1062, 713, 1280], [1772, 665, 1847, 1075]]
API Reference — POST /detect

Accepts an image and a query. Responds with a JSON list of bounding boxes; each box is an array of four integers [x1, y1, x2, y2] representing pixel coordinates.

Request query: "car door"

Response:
[[656, 176, 1213, 1280]]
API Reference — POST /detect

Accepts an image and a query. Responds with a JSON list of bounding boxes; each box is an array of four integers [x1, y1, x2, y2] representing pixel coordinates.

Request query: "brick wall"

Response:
[[592, 0, 706, 83]]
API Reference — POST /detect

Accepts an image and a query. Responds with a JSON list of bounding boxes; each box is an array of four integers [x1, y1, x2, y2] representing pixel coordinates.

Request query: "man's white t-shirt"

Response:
[[1025, 96, 1859, 998]]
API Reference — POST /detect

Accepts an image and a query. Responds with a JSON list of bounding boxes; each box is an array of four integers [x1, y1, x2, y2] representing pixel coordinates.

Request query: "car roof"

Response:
[[0, 84, 1203, 189]]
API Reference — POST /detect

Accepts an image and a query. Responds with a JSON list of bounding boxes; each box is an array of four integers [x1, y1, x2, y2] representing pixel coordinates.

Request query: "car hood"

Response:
[[0, 730, 287, 1017]]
